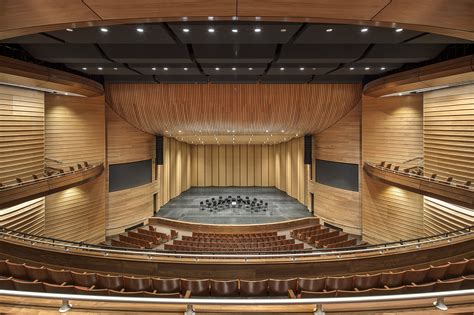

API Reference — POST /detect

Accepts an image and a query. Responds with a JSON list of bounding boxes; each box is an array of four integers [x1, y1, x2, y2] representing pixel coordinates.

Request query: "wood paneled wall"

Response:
[[423, 84, 474, 234], [44, 95, 105, 243], [190, 138, 306, 204], [362, 95, 425, 243], [0, 85, 45, 234], [309, 103, 362, 235]]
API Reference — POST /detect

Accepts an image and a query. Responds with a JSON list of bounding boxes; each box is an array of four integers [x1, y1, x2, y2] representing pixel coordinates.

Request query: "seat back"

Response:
[[108, 290, 145, 297], [47, 268, 73, 285], [353, 274, 381, 290], [124, 276, 152, 292], [325, 276, 353, 291], [6, 261, 27, 279], [403, 268, 429, 285], [96, 274, 124, 290], [43, 282, 76, 294], [210, 279, 239, 297], [435, 278, 463, 291], [268, 278, 297, 296], [152, 278, 180, 293], [75, 286, 109, 295], [446, 260, 467, 278], [371, 286, 405, 295], [239, 279, 268, 297], [297, 277, 326, 293], [380, 271, 405, 287], [0, 277, 15, 290], [300, 290, 336, 298], [426, 264, 449, 282], [404, 282, 435, 294], [337, 289, 371, 296], [0, 260, 8, 276], [25, 265, 49, 282], [143, 291, 181, 298], [12, 279, 44, 292], [71, 271, 96, 288], [181, 279, 210, 296]]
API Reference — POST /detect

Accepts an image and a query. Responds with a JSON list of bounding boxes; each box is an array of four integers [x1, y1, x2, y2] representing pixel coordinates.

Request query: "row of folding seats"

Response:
[[111, 227, 177, 249], [182, 235, 287, 243], [173, 239, 295, 248], [192, 231, 278, 239], [164, 243, 305, 252], [290, 223, 322, 238]]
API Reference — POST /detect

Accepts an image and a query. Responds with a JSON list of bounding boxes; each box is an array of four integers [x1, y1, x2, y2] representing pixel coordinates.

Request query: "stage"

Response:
[[155, 187, 312, 224]]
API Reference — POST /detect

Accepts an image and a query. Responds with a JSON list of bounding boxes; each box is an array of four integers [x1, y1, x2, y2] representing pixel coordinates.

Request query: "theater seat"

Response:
[[297, 277, 326, 293], [108, 289, 144, 296], [268, 278, 297, 297], [47, 268, 73, 285], [96, 274, 124, 291], [152, 278, 181, 293], [446, 260, 467, 278], [143, 291, 181, 298], [210, 279, 239, 297], [0, 277, 15, 290], [337, 289, 371, 296], [404, 282, 435, 294], [43, 282, 76, 294], [435, 278, 463, 291], [6, 261, 27, 279], [353, 274, 381, 290], [71, 271, 96, 288], [124, 276, 152, 292], [0, 261, 7, 276], [12, 279, 44, 292], [300, 290, 336, 298], [25, 265, 49, 282], [325, 276, 353, 291], [240, 279, 268, 297], [403, 268, 429, 285], [380, 271, 405, 288], [181, 279, 209, 296], [461, 275, 474, 289], [426, 264, 449, 282], [75, 286, 109, 295], [371, 286, 405, 295]]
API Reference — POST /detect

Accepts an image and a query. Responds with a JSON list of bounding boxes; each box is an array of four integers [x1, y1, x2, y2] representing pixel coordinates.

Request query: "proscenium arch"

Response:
[[0, 0, 473, 41]]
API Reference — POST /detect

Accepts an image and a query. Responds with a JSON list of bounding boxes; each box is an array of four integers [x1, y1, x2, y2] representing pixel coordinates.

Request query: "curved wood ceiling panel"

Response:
[[105, 83, 362, 136]]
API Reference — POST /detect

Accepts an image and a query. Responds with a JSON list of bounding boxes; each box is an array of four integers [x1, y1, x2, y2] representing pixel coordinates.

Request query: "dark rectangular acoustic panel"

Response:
[[109, 159, 152, 192], [304, 135, 312, 165], [155, 135, 164, 165], [315, 159, 359, 192]]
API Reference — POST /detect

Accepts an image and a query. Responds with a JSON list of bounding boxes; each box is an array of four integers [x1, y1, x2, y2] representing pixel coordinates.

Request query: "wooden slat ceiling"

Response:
[[105, 83, 362, 142]]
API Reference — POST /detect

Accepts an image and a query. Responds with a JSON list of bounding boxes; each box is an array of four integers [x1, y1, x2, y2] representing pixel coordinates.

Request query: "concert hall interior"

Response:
[[0, 1, 473, 314]]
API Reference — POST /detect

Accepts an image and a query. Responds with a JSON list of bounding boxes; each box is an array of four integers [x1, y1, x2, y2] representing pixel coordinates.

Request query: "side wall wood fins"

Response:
[[0, 85, 45, 234], [423, 84, 474, 235], [44, 95, 105, 243], [309, 103, 362, 235], [362, 95, 424, 244]]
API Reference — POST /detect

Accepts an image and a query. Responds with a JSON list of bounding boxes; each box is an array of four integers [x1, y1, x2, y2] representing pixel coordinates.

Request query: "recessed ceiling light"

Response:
[[152, 67, 156, 71], [183, 67, 188, 71], [248, 67, 253, 70], [380, 67, 386, 70], [113, 67, 118, 70], [215, 67, 220, 71], [183, 28, 190, 33], [361, 28, 369, 33], [395, 28, 404, 32], [100, 28, 108, 33], [280, 67, 285, 71], [163, 67, 168, 71], [232, 67, 236, 71], [365, 67, 370, 70], [66, 28, 74, 32], [326, 28, 333, 32], [299, 67, 305, 71], [97, 67, 103, 70], [254, 28, 262, 33], [232, 29, 238, 33], [349, 67, 355, 71], [208, 16, 214, 20], [280, 28, 287, 32], [312, 67, 316, 70], [136, 27, 144, 33], [208, 28, 215, 33], [82, 67, 87, 70]]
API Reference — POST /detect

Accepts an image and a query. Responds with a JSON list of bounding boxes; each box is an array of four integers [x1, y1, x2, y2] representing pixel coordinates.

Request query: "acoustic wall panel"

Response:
[[109, 160, 152, 192], [315, 159, 359, 192]]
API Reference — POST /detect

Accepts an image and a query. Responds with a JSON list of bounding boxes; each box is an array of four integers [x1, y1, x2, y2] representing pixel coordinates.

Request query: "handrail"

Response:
[[0, 289, 472, 313], [1, 225, 472, 260]]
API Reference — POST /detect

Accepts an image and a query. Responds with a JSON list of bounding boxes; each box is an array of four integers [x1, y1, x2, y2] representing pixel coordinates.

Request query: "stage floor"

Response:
[[155, 187, 312, 224]]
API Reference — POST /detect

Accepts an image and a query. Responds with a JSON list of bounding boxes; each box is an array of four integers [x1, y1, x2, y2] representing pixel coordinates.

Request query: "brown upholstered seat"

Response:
[[210, 279, 239, 297], [96, 274, 124, 290], [25, 265, 49, 282], [47, 268, 73, 285], [124, 276, 152, 292], [268, 278, 297, 296], [181, 279, 209, 296], [465, 258, 474, 275], [353, 274, 381, 290], [371, 286, 405, 295], [5, 261, 27, 279], [0, 277, 15, 290], [152, 278, 180, 293], [71, 271, 96, 288], [461, 275, 474, 289], [403, 268, 429, 285], [337, 289, 371, 296], [426, 264, 449, 282], [108, 289, 144, 296], [300, 290, 336, 298], [239, 279, 268, 297], [143, 291, 181, 298], [75, 286, 109, 295], [435, 278, 463, 291], [446, 260, 467, 278], [404, 282, 435, 294], [0, 261, 8, 276], [325, 276, 353, 291], [380, 271, 405, 288], [43, 282, 76, 294], [297, 277, 326, 293], [12, 279, 44, 292]]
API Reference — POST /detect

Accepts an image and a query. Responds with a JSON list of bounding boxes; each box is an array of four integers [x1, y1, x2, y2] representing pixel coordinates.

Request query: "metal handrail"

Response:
[[0, 289, 472, 314], [1, 225, 472, 260]]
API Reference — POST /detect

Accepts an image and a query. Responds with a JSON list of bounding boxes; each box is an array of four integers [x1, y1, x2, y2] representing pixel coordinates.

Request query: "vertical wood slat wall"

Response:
[[44, 95, 105, 243], [0, 85, 45, 234], [361, 95, 425, 244], [189, 138, 306, 204], [308, 103, 362, 235], [423, 84, 474, 235]]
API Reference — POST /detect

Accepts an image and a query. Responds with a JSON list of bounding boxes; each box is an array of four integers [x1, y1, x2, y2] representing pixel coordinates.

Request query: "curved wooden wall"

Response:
[[423, 84, 474, 234], [0, 85, 45, 234], [309, 103, 362, 235], [362, 95, 424, 244], [44, 95, 105, 244], [1, 1, 473, 41], [105, 83, 362, 136]]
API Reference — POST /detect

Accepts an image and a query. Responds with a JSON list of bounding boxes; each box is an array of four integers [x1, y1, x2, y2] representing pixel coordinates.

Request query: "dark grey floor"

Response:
[[155, 187, 312, 224]]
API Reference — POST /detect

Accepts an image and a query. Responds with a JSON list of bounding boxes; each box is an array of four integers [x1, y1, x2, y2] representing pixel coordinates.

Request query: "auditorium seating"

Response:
[[290, 224, 359, 248], [109, 226, 177, 249], [0, 257, 472, 298]]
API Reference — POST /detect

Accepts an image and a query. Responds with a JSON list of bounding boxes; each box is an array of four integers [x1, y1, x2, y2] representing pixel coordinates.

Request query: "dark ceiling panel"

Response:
[[311, 75, 364, 83], [330, 64, 403, 75], [67, 64, 139, 75], [20, 44, 110, 63], [131, 65, 201, 75], [104, 75, 156, 83], [261, 75, 312, 83], [202, 66, 266, 75], [99, 44, 191, 63], [193, 44, 276, 63], [279, 44, 369, 63], [405, 33, 473, 44], [209, 75, 260, 83], [358, 44, 447, 63], [1, 33, 63, 44], [295, 24, 420, 44], [169, 22, 301, 44], [46, 24, 176, 44], [268, 64, 337, 75]]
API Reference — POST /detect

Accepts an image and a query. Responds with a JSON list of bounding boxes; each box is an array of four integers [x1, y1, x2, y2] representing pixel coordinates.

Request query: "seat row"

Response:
[[164, 243, 305, 252], [110, 226, 177, 249], [191, 231, 278, 239], [1, 258, 473, 298], [172, 239, 295, 248], [182, 235, 287, 243]]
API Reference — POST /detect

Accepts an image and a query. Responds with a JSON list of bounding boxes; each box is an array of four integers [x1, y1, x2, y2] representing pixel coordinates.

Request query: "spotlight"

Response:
[[349, 67, 355, 71], [232, 67, 236, 71], [152, 67, 156, 71], [248, 67, 253, 71], [360, 28, 368, 32], [100, 28, 108, 33], [66, 28, 74, 32], [254, 28, 262, 33], [299, 67, 305, 71], [97, 67, 103, 70], [326, 28, 333, 32], [280, 67, 285, 71], [208, 28, 215, 33], [183, 67, 188, 71], [113, 67, 118, 70], [136, 27, 144, 33], [232, 29, 238, 33], [364, 67, 370, 70], [280, 28, 287, 32], [215, 67, 220, 71], [82, 67, 87, 70], [182, 28, 190, 33], [395, 28, 404, 32], [163, 67, 169, 71], [380, 67, 386, 70]]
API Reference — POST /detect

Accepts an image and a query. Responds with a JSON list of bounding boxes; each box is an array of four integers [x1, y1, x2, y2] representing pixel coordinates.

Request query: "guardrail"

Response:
[[0, 288, 472, 314], [0, 225, 472, 260]]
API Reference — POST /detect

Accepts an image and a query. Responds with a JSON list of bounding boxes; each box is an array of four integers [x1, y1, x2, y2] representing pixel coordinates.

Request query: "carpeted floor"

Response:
[[155, 187, 312, 224]]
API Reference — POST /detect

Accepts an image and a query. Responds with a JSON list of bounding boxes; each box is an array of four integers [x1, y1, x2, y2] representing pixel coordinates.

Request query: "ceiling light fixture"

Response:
[[82, 67, 87, 70], [395, 28, 404, 32], [136, 27, 144, 33], [281, 130, 285, 132], [280, 28, 287, 32], [349, 67, 355, 71], [232, 67, 236, 71], [97, 67, 103, 70], [299, 67, 305, 71], [254, 28, 262, 33], [208, 28, 215, 33], [232, 29, 238, 33], [265, 130, 269, 133], [113, 67, 118, 70], [364, 67, 370, 70], [178, 130, 182, 133], [66, 28, 74, 32], [208, 16, 214, 20], [183, 28, 190, 33], [326, 28, 333, 32], [163, 67, 169, 71], [183, 67, 188, 71], [248, 67, 253, 71], [215, 67, 220, 71], [312, 67, 316, 70], [380, 67, 386, 70], [152, 67, 156, 71], [360, 28, 368, 32], [280, 67, 285, 71], [100, 28, 108, 33]]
